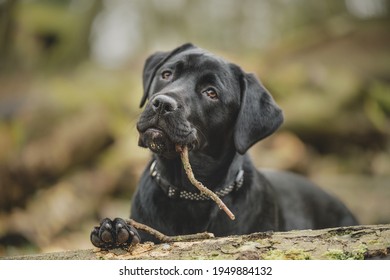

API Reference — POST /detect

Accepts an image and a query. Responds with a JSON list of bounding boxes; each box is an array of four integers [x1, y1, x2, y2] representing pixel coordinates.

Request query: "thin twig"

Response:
[[176, 145, 236, 220], [127, 219, 214, 242]]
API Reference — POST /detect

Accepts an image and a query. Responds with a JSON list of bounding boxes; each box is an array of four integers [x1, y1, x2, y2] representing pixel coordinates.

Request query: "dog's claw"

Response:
[[90, 218, 141, 249]]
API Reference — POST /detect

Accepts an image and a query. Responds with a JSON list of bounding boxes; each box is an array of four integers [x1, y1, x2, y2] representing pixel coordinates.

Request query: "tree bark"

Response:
[[3, 224, 390, 260]]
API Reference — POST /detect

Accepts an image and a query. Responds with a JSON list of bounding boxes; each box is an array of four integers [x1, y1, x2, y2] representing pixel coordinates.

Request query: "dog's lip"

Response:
[[143, 127, 164, 134], [141, 127, 169, 152], [139, 126, 197, 154], [137, 124, 161, 134]]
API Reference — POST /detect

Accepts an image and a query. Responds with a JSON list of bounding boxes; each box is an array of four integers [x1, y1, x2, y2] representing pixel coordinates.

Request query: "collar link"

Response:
[[149, 160, 244, 201]]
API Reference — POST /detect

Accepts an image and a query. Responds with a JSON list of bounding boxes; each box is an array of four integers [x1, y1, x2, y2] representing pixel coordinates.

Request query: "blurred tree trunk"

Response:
[[73, 0, 103, 62], [0, 0, 18, 71]]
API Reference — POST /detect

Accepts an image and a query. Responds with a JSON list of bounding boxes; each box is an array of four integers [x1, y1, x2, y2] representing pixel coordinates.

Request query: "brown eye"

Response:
[[203, 88, 218, 100], [161, 70, 172, 80]]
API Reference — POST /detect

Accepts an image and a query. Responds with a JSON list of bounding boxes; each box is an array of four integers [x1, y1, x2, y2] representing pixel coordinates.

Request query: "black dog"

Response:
[[91, 43, 357, 248]]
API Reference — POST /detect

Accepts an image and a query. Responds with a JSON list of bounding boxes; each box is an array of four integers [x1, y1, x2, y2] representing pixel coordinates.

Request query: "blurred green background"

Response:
[[0, 0, 389, 257]]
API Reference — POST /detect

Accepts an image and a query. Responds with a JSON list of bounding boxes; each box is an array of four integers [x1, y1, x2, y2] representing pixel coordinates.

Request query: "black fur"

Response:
[[91, 43, 357, 247]]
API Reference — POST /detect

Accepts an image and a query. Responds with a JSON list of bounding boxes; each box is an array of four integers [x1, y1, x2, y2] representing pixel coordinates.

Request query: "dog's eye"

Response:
[[161, 70, 172, 80], [203, 88, 218, 100]]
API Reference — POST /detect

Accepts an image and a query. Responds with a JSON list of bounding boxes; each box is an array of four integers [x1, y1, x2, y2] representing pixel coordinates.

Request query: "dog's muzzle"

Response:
[[137, 94, 198, 157]]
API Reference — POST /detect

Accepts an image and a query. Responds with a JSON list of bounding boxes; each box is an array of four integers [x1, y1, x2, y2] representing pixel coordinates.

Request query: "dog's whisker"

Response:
[[191, 125, 206, 146]]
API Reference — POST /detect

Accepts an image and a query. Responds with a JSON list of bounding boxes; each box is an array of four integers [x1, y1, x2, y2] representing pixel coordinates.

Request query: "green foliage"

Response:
[[11, 0, 97, 69]]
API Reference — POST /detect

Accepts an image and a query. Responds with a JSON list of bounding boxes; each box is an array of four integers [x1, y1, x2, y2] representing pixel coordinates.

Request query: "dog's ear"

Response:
[[234, 70, 283, 155], [140, 43, 195, 108]]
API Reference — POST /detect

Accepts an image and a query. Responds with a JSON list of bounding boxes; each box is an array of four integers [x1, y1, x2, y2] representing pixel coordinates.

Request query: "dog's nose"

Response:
[[151, 95, 178, 114]]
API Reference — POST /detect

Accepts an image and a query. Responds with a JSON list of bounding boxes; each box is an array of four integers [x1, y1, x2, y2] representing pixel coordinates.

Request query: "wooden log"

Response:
[[0, 111, 114, 211], [3, 224, 389, 260]]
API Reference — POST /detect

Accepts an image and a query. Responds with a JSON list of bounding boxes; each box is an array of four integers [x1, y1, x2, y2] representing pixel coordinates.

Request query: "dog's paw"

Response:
[[90, 218, 140, 249]]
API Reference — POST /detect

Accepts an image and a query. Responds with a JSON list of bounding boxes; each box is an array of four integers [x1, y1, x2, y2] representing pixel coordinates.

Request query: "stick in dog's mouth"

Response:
[[175, 144, 236, 220]]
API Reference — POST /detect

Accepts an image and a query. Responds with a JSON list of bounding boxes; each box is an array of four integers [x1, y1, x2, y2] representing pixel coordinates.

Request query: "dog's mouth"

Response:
[[138, 128, 172, 154], [138, 127, 197, 157]]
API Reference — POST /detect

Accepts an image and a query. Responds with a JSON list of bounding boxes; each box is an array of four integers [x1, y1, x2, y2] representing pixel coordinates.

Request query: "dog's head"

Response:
[[136, 43, 283, 158]]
